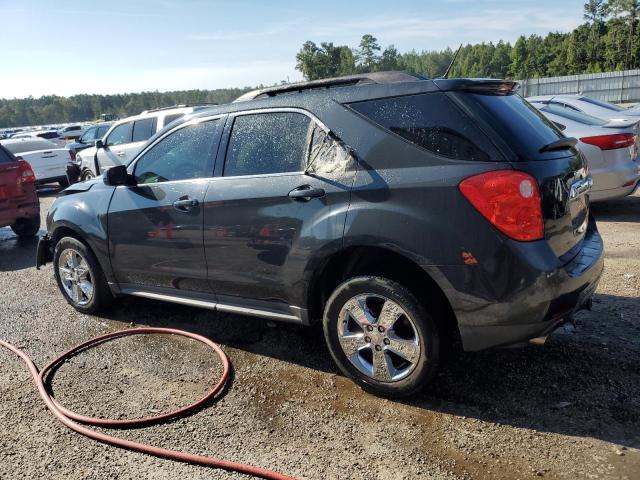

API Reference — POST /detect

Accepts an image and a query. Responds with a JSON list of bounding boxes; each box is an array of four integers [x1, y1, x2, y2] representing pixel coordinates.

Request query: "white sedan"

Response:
[[0, 138, 73, 187]]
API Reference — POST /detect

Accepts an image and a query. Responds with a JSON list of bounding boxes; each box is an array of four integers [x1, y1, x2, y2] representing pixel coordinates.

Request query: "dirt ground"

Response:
[[0, 189, 638, 480]]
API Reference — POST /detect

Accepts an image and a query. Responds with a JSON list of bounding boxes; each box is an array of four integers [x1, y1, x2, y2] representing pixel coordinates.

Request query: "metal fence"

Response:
[[517, 69, 640, 104]]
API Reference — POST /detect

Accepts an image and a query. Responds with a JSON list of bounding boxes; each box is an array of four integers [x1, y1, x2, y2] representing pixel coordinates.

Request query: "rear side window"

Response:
[[164, 113, 185, 126], [454, 93, 568, 161], [97, 125, 110, 138], [349, 92, 501, 162], [132, 118, 156, 142], [224, 112, 311, 177], [0, 146, 15, 163]]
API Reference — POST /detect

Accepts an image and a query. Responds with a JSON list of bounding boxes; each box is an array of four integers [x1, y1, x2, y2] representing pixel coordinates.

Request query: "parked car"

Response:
[[73, 106, 205, 182], [0, 138, 73, 187], [37, 72, 603, 397], [527, 94, 640, 121], [57, 125, 84, 140], [65, 123, 112, 154], [0, 144, 40, 237], [10, 130, 66, 147], [531, 101, 640, 201]]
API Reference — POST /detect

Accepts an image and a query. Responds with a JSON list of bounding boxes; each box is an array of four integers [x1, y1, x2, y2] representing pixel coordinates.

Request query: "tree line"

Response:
[[296, 1, 640, 80], [0, 88, 250, 129], [3, 1, 639, 128]]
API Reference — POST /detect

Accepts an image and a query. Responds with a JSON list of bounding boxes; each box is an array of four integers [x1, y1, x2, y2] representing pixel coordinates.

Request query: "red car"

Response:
[[0, 144, 40, 237]]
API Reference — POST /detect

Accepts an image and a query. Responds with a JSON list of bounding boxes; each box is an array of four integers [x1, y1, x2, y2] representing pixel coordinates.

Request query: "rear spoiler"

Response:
[[539, 137, 578, 153], [434, 79, 519, 96]]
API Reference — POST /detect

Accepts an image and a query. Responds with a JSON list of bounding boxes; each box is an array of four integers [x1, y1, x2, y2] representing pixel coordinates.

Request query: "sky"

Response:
[[0, 0, 587, 99]]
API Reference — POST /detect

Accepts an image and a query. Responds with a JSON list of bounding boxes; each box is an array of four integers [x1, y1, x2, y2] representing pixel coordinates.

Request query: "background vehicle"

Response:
[[10, 129, 65, 147], [0, 138, 73, 187], [66, 123, 112, 153], [0, 144, 40, 237], [57, 125, 84, 140], [75, 106, 206, 181], [527, 94, 640, 121], [532, 101, 640, 201], [38, 73, 603, 397]]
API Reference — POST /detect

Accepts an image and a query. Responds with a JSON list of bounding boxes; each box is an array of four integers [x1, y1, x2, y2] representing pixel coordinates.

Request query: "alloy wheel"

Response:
[[337, 293, 421, 382], [57, 248, 94, 306]]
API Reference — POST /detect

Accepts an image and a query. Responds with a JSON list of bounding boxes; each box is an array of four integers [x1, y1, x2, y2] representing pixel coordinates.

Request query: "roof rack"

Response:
[[234, 71, 427, 102]]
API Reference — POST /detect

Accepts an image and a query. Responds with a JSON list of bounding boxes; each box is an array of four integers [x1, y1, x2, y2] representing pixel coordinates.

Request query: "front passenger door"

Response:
[[108, 118, 222, 294]]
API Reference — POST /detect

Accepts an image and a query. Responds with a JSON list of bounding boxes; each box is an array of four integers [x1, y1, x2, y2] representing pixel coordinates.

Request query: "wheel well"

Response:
[[309, 246, 460, 348], [52, 226, 85, 245]]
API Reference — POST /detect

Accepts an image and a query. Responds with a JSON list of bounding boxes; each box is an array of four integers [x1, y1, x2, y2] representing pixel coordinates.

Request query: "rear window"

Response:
[[453, 93, 568, 161], [349, 92, 501, 162], [541, 104, 607, 126], [580, 97, 624, 112]]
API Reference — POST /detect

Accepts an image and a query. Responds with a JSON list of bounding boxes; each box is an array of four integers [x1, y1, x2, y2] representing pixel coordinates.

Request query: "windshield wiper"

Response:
[[539, 137, 578, 153]]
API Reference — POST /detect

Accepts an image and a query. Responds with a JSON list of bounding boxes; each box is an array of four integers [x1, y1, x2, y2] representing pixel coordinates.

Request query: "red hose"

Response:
[[0, 327, 296, 480]]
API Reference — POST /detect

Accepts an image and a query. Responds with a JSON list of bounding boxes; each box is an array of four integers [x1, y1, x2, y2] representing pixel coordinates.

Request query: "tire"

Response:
[[53, 236, 113, 314], [323, 276, 440, 398], [59, 177, 70, 189], [11, 216, 40, 238], [81, 169, 95, 181]]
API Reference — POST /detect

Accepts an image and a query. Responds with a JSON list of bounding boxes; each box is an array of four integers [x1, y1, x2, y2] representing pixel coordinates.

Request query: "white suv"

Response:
[[73, 106, 208, 181]]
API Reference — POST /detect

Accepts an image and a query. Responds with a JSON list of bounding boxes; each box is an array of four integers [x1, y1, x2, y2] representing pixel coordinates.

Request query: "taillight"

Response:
[[18, 159, 36, 184], [68, 149, 76, 161], [459, 170, 544, 242], [580, 133, 636, 150]]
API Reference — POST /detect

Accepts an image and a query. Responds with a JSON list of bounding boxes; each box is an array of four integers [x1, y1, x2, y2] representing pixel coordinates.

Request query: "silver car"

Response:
[[527, 94, 640, 122], [531, 101, 640, 201]]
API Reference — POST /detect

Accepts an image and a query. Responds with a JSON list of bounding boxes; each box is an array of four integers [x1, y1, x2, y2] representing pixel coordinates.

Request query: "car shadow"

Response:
[[591, 191, 640, 223], [0, 230, 40, 271], [96, 291, 639, 450]]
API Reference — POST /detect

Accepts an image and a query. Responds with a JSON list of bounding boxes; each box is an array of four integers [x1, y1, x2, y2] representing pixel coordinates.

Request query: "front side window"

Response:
[[223, 112, 311, 177], [132, 118, 156, 142], [106, 122, 132, 146], [134, 120, 218, 184], [349, 92, 499, 162]]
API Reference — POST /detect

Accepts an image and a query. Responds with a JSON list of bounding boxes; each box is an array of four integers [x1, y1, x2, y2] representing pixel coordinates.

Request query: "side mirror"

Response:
[[95, 139, 104, 149], [104, 165, 136, 186]]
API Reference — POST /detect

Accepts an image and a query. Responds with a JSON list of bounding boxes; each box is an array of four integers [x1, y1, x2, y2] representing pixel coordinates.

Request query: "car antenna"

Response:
[[441, 44, 462, 79]]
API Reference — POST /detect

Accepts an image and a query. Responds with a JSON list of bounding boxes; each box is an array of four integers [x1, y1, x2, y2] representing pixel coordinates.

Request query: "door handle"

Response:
[[288, 185, 325, 201], [173, 196, 199, 211], [116, 151, 125, 157]]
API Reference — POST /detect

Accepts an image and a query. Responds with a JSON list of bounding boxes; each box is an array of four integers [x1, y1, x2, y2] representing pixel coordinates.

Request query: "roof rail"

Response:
[[140, 104, 217, 114], [234, 71, 427, 102]]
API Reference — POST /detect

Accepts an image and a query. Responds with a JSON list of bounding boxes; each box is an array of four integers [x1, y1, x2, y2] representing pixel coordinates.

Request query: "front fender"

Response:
[[47, 185, 115, 282]]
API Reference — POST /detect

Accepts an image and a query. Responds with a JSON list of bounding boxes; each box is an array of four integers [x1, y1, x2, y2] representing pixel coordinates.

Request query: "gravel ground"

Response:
[[0, 189, 638, 480]]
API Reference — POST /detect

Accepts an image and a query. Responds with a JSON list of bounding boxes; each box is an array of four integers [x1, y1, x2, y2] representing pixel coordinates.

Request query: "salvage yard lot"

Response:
[[1, 191, 639, 480]]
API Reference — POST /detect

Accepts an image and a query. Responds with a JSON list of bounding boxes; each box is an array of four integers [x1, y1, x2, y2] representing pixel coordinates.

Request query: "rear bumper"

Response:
[[0, 188, 39, 228], [437, 221, 604, 352], [590, 160, 640, 201]]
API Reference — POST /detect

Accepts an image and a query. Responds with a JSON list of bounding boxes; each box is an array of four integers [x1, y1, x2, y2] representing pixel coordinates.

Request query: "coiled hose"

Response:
[[0, 327, 296, 480]]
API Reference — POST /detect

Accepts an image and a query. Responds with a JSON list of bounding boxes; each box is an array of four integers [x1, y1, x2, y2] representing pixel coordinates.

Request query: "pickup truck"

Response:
[[0, 138, 73, 188]]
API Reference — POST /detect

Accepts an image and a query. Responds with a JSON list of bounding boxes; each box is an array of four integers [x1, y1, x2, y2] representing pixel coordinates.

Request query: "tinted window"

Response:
[[132, 118, 156, 142], [97, 125, 110, 138], [164, 113, 185, 126], [542, 104, 607, 126], [224, 112, 311, 177], [106, 122, 132, 146], [350, 92, 499, 162], [456, 93, 567, 161], [0, 146, 14, 163], [134, 120, 218, 184], [38, 132, 60, 139]]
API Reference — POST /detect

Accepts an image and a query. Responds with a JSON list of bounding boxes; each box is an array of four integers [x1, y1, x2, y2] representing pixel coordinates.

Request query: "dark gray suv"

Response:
[[37, 72, 604, 397]]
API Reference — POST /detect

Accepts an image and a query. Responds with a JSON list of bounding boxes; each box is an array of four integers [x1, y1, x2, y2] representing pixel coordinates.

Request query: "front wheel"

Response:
[[53, 236, 113, 314], [323, 276, 440, 398], [11, 216, 40, 238], [80, 169, 95, 181]]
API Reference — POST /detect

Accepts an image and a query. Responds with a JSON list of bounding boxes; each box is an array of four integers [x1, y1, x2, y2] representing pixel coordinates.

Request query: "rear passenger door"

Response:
[[203, 109, 357, 313]]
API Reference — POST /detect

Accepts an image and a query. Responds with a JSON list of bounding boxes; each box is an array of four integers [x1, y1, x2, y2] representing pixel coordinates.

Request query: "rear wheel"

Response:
[[58, 177, 70, 188], [53, 236, 113, 314], [11, 216, 40, 238], [323, 276, 440, 398]]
